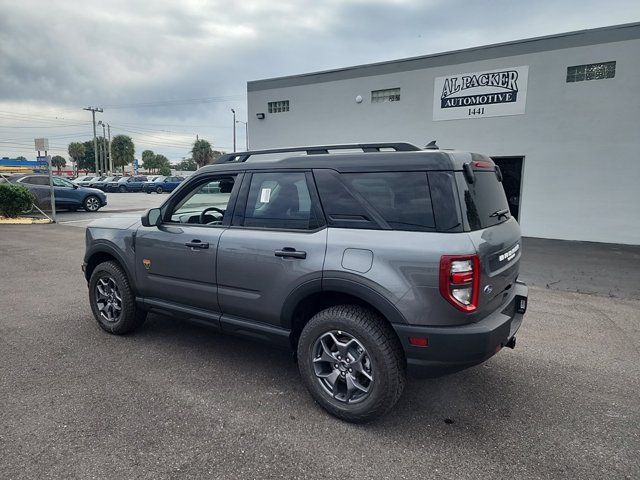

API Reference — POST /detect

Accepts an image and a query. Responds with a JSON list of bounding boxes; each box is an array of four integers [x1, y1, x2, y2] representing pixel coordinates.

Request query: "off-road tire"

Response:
[[88, 261, 146, 334], [297, 305, 406, 423]]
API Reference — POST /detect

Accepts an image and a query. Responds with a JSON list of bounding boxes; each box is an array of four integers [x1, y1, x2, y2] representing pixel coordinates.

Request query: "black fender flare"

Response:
[[85, 241, 137, 294], [280, 275, 408, 330]]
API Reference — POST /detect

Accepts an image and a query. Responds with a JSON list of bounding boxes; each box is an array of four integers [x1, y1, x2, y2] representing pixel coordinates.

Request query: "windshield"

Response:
[[456, 170, 510, 230], [152, 176, 165, 182]]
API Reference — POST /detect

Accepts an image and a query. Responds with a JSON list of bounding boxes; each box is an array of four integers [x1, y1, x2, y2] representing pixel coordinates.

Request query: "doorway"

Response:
[[492, 156, 524, 221]]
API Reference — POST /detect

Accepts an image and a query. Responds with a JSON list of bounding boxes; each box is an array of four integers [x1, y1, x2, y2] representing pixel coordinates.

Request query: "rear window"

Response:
[[456, 171, 510, 230]]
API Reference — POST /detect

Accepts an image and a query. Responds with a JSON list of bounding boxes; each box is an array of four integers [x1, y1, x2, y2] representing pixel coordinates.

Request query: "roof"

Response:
[[248, 22, 640, 92], [197, 149, 458, 174]]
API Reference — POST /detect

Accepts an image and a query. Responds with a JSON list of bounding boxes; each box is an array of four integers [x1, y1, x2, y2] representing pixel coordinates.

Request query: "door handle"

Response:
[[185, 239, 209, 249], [274, 247, 306, 259]]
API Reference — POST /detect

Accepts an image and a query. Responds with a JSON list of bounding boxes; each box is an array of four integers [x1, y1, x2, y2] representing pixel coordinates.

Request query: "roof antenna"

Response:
[[425, 140, 439, 150]]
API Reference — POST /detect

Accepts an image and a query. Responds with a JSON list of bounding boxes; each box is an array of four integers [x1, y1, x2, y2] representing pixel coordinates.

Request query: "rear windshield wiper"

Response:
[[489, 208, 510, 219]]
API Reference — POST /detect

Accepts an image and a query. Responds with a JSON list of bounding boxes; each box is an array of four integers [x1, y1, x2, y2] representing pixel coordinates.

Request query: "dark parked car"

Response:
[[14, 174, 107, 211], [83, 142, 527, 422], [143, 175, 185, 194], [106, 176, 148, 192], [91, 176, 121, 191]]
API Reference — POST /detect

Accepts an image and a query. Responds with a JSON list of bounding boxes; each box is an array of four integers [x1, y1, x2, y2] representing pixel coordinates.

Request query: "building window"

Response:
[[268, 100, 289, 113], [371, 88, 401, 103], [566, 61, 616, 83]]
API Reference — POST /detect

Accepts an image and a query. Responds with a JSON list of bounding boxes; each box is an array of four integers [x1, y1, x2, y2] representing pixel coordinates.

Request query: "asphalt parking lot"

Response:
[[1, 223, 639, 479]]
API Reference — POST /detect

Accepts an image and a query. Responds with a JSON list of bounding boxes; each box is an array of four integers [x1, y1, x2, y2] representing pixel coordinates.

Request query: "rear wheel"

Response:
[[83, 195, 101, 212], [297, 305, 405, 423], [88, 261, 146, 334]]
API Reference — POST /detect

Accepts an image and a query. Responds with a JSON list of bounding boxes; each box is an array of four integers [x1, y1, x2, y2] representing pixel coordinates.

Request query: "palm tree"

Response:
[[51, 155, 66, 173], [68, 142, 86, 175], [191, 139, 214, 167]]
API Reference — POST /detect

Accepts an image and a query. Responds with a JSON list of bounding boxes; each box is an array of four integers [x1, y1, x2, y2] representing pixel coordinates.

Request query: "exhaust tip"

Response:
[[505, 337, 516, 349]]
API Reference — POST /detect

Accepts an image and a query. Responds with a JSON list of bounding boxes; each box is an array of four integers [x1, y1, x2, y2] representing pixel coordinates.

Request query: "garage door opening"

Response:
[[492, 156, 524, 221]]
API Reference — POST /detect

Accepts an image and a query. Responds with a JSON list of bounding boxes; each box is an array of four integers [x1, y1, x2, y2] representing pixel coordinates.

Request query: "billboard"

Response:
[[433, 66, 529, 121]]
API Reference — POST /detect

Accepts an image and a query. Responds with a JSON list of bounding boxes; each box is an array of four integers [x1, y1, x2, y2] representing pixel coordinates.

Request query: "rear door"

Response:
[[216, 171, 327, 327], [456, 162, 522, 315]]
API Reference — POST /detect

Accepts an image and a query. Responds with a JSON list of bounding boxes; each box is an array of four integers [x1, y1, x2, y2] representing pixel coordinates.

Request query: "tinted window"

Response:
[[243, 172, 317, 230], [342, 172, 435, 232], [313, 169, 378, 229], [22, 176, 49, 185], [457, 171, 510, 230], [428, 171, 463, 232]]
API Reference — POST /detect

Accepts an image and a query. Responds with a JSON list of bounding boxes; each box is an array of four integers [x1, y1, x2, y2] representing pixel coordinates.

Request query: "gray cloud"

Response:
[[0, 0, 638, 159]]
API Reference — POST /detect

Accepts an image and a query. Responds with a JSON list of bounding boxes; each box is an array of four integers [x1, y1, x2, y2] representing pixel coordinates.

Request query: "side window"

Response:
[[168, 175, 238, 225], [243, 172, 318, 230], [53, 177, 72, 187], [342, 172, 435, 232], [23, 176, 48, 185]]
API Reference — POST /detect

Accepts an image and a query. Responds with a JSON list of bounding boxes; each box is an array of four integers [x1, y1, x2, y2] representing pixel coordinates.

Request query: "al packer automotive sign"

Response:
[[433, 66, 528, 121]]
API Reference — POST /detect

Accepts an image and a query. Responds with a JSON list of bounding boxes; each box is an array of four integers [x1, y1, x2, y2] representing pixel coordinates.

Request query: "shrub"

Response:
[[0, 183, 34, 218]]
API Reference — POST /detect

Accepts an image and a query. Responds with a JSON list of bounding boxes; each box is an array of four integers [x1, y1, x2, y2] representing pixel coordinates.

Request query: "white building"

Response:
[[247, 23, 640, 245]]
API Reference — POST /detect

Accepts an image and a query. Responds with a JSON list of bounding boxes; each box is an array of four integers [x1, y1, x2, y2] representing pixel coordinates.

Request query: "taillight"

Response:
[[439, 255, 480, 312]]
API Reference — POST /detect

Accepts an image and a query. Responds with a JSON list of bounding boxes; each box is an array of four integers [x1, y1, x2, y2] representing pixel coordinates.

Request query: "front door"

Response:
[[135, 173, 241, 315], [217, 171, 327, 327], [52, 176, 79, 208]]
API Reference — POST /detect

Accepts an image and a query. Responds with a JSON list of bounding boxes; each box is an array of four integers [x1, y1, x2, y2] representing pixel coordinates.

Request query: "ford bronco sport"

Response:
[[83, 142, 528, 423]]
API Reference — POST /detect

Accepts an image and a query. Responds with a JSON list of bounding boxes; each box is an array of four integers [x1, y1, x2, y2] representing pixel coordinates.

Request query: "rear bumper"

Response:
[[392, 281, 528, 377]]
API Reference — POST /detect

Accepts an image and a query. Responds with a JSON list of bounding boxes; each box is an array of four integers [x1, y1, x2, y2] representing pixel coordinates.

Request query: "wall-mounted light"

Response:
[[256, 113, 265, 119]]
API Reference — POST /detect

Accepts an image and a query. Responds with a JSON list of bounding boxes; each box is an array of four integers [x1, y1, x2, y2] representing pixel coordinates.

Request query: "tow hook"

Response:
[[505, 337, 516, 349]]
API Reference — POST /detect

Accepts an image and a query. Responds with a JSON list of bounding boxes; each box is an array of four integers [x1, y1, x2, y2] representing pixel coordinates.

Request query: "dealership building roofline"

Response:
[[248, 22, 640, 92]]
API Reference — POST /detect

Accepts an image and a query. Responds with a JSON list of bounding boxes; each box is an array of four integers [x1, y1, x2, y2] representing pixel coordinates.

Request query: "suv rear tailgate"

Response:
[[467, 217, 522, 317]]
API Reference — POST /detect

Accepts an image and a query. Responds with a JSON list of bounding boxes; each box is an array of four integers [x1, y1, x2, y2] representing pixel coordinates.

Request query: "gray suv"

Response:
[[82, 142, 528, 422]]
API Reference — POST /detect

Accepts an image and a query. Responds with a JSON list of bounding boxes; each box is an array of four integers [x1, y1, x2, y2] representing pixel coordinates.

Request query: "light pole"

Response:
[[98, 121, 107, 174], [231, 108, 236, 152], [236, 120, 248, 150], [107, 123, 112, 173]]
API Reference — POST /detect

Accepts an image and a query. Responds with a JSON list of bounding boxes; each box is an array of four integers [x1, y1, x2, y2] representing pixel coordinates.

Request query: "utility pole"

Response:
[[107, 123, 113, 173], [84, 106, 103, 175], [231, 108, 236, 152]]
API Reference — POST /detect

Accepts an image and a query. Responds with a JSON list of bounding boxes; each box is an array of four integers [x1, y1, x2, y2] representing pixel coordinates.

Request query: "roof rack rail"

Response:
[[215, 142, 421, 164]]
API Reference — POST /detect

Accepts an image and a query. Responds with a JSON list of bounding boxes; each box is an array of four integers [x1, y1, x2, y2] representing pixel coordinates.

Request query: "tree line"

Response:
[[58, 136, 223, 174]]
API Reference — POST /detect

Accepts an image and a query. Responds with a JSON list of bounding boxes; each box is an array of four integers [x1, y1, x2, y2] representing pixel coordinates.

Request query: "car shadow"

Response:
[[133, 312, 561, 438]]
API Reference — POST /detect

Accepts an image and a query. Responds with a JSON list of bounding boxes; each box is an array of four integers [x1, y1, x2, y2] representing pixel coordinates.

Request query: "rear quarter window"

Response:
[[314, 170, 440, 232]]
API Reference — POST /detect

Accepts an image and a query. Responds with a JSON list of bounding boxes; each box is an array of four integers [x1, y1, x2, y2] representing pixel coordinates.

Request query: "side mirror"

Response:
[[142, 208, 162, 227]]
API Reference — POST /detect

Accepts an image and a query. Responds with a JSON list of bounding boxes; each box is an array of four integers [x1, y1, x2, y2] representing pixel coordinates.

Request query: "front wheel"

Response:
[[83, 195, 101, 212], [297, 305, 406, 423], [88, 261, 147, 334], [155, 186, 163, 194], [118, 185, 127, 193]]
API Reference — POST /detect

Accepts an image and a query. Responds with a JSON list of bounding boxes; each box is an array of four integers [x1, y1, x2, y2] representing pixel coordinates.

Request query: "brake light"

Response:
[[472, 160, 494, 169], [439, 255, 480, 312]]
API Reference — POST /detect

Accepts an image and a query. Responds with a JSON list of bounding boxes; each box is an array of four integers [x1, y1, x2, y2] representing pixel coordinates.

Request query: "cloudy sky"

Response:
[[1, 0, 638, 162]]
